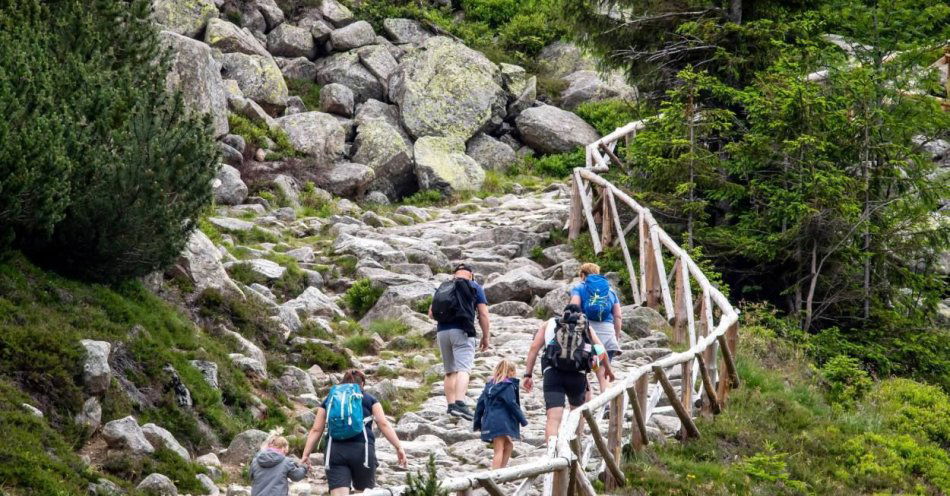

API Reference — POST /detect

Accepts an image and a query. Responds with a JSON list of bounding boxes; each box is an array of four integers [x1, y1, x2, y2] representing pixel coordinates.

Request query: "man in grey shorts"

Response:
[[429, 264, 491, 420]]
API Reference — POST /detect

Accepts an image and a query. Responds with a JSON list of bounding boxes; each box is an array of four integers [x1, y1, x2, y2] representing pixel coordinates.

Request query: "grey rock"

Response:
[[383, 18, 432, 45], [232, 97, 278, 130], [205, 18, 269, 56], [219, 52, 289, 109], [223, 134, 247, 153], [466, 133, 517, 171], [516, 104, 600, 154], [213, 164, 249, 206], [268, 24, 316, 59], [308, 19, 334, 43], [238, 3, 267, 38], [622, 305, 671, 338], [222, 429, 269, 465], [152, 0, 217, 38], [196, 452, 222, 468], [161, 364, 193, 409], [319, 0, 355, 27], [254, 0, 285, 31], [279, 366, 316, 396], [913, 135, 950, 160], [284, 95, 307, 115], [230, 354, 267, 379], [21, 403, 42, 418], [333, 233, 408, 264], [365, 191, 391, 205], [137, 473, 177, 496], [560, 70, 637, 110], [506, 75, 536, 118], [190, 360, 219, 389], [389, 37, 506, 141], [244, 258, 286, 279], [196, 474, 220, 496], [357, 45, 398, 83], [75, 397, 102, 434], [272, 174, 301, 207], [352, 101, 415, 199], [277, 56, 318, 82], [316, 162, 374, 198], [361, 210, 397, 228], [319, 83, 355, 116], [209, 217, 255, 232], [499, 63, 529, 96], [174, 230, 244, 298], [219, 142, 243, 167], [285, 246, 315, 263], [222, 328, 267, 369], [283, 286, 346, 319], [483, 268, 560, 303], [80, 340, 111, 395], [274, 112, 345, 164], [371, 281, 438, 310], [537, 41, 596, 79], [414, 136, 485, 194], [102, 416, 154, 455], [315, 52, 385, 103], [161, 32, 229, 138], [330, 21, 376, 51], [226, 485, 252, 496], [489, 300, 534, 317], [142, 423, 190, 460], [88, 479, 124, 496], [533, 284, 570, 318]]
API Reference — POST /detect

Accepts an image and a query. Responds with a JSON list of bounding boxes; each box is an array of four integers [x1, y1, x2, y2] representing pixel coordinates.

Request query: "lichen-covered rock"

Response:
[[80, 340, 111, 395], [267, 23, 316, 59], [621, 305, 671, 338], [352, 101, 416, 199], [278, 366, 315, 396], [507, 75, 536, 118], [102, 416, 154, 455], [190, 360, 219, 390], [173, 230, 244, 299], [204, 18, 269, 56], [319, 0, 354, 27], [161, 32, 229, 138], [333, 233, 408, 265], [315, 162, 374, 198], [254, 0, 285, 31], [330, 20, 376, 51], [274, 112, 345, 164], [283, 286, 346, 320], [284, 95, 307, 114], [142, 424, 190, 461], [537, 41, 596, 79], [152, 0, 217, 39], [466, 133, 517, 171], [499, 63, 529, 96], [137, 473, 177, 496], [213, 164, 248, 206], [483, 268, 560, 303], [560, 70, 637, 110], [414, 136, 485, 194], [230, 354, 267, 380], [357, 45, 398, 83], [515, 104, 600, 154], [276, 56, 318, 82], [389, 37, 506, 141], [219, 52, 288, 109], [383, 18, 432, 45], [75, 397, 102, 435], [319, 83, 355, 116], [315, 52, 385, 103]]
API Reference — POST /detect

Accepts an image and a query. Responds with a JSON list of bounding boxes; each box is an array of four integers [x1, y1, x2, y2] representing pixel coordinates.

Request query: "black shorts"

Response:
[[326, 441, 377, 491], [542, 368, 589, 409]]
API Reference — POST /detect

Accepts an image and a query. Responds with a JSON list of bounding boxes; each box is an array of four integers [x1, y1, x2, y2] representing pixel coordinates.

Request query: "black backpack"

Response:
[[543, 316, 594, 373], [431, 278, 478, 337]]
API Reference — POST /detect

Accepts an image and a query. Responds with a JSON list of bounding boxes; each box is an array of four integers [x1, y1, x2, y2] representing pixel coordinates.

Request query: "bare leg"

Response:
[[330, 488, 350, 496], [454, 370, 471, 404], [595, 366, 610, 395], [444, 372, 457, 404], [502, 438, 514, 467], [545, 407, 564, 440], [491, 437, 507, 469]]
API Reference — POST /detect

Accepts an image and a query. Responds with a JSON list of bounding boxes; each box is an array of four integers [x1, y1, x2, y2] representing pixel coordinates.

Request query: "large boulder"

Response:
[[80, 340, 111, 395], [560, 70, 637, 110], [483, 269, 560, 303], [267, 24, 316, 59], [161, 32, 229, 138], [278, 366, 316, 396], [357, 45, 398, 83], [315, 52, 385, 103], [221, 429, 269, 465], [534, 285, 572, 319], [383, 18, 432, 45], [219, 52, 289, 110], [621, 305, 671, 338], [466, 133, 517, 171], [330, 20, 376, 51], [388, 37, 506, 140], [319, 0, 355, 27], [315, 162, 375, 198], [537, 41, 596, 79], [515, 104, 600, 154], [276, 56, 318, 82], [204, 18, 269, 57], [152, 0, 217, 39], [75, 397, 102, 435], [273, 112, 345, 164], [352, 100, 416, 199], [414, 136, 485, 194], [173, 230, 244, 298], [333, 233, 408, 265], [102, 416, 154, 455], [319, 83, 355, 116], [213, 164, 249, 206], [142, 424, 190, 461], [283, 287, 346, 319], [254, 0, 285, 31], [137, 473, 178, 496]]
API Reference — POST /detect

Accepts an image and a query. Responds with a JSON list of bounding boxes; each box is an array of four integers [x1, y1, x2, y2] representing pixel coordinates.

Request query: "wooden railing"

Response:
[[364, 121, 741, 496]]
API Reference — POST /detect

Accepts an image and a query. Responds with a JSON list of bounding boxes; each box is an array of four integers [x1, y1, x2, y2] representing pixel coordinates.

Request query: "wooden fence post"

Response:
[[581, 410, 626, 487], [680, 360, 694, 442], [601, 188, 615, 248], [653, 366, 700, 439], [672, 260, 687, 346], [696, 353, 721, 415], [568, 173, 583, 240], [605, 395, 624, 490], [642, 221, 661, 309], [626, 377, 650, 450], [716, 321, 741, 405]]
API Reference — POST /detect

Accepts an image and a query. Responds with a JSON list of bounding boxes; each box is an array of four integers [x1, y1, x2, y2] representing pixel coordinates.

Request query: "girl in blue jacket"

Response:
[[474, 359, 529, 469]]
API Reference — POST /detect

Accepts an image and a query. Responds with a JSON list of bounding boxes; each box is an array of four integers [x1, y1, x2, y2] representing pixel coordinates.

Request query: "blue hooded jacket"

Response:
[[473, 378, 528, 442]]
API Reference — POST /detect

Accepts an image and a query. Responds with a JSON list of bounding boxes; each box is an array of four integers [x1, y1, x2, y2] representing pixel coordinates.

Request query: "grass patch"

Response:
[[296, 342, 351, 372], [343, 334, 376, 355], [380, 382, 434, 421], [227, 114, 297, 160], [342, 279, 383, 318], [366, 319, 412, 339], [101, 448, 208, 494], [402, 189, 444, 207], [285, 79, 321, 110], [411, 296, 432, 315]]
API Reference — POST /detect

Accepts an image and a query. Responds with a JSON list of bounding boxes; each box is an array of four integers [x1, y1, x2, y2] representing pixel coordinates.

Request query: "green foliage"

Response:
[[411, 296, 433, 315], [227, 113, 297, 160], [402, 189, 444, 206], [820, 355, 873, 407], [342, 279, 384, 318], [366, 319, 412, 339], [285, 79, 322, 110], [0, 0, 219, 282], [574, 99, 641, 135], [343, 334, 375, 355], [197, 288, 283, 350], [298, 181, 336, 218], [870, 379, 950, 448], [405, 454, 447, 496], [102, 448, 208, 494], [296, 342, 351, 372], [512, 148, 585, 178]]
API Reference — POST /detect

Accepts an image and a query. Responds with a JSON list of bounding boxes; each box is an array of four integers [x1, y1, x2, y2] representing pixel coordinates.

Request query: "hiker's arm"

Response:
[[473, 392, 486, 430], [301, 407, 327, 465], [570, 294, 581, 306], [477, 303, 490, 350], [505, 390, 529, 426], [613, 303, 622, 340], [588, 331, 616, 382], [523, 324, 546, 392], [372, 403, 407, 467]]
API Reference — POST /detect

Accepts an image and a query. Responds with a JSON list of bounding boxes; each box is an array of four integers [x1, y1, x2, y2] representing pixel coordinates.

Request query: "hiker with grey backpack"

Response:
[[428, 263, 491, 421], [570, 262, 623, 394], [301, 369, 407, 496]]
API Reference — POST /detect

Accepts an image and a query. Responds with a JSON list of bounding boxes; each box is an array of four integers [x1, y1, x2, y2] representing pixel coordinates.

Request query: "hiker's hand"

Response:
[[523, 377, 534, 392], [396, 447, 408, 468], [605, 368, 616, 382], [479, 337, 490, 352], [302, 456, 312, 467]]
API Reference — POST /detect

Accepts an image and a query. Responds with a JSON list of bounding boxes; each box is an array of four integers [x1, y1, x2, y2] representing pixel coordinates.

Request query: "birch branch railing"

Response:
[[364, 120, 741, 496]]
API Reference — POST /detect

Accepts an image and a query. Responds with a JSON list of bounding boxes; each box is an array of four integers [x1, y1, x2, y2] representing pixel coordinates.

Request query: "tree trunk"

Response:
[[804, 239, 818, 331], [730, 0, 742, 24]]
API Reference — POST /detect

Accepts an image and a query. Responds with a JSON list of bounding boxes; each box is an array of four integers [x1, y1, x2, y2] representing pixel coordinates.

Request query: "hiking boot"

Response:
[[449, 401, 474, 421]]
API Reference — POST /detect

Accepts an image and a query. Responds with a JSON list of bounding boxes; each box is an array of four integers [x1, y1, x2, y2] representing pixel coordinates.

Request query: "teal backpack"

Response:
[[326, 383, 366, 440]]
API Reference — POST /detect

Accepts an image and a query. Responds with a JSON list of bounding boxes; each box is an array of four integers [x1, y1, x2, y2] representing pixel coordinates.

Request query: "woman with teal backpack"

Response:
[[301, 370, 407, 495], [570, 263, 623, 394]]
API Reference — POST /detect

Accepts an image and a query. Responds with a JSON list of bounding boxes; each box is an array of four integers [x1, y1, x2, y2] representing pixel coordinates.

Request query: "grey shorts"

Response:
[[589, 320, 621, 354], [437, 328, 476, 374]]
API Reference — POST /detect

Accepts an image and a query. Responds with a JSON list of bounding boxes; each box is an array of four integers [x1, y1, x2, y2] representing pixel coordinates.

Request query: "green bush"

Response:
[[411, 296, 433, 315], [297, 342, 350, 372], [197, 288, 283, 349], [367, 319, 413, 339], [460, 0, 519, 27], [227, 114, 296, 160], [842, 433, 950, 491], [574, 99, 640, 135], [871, 378, 950, 448], [1, 0, 219, 282], [402, 189, 444, 206], [343, 279, 384, 318], [820, 355, 873, 406], [344, 334, 375, 355], [405, 454, 447, 496], [517, 148, 584, 178], [102, 448, 208, 494]]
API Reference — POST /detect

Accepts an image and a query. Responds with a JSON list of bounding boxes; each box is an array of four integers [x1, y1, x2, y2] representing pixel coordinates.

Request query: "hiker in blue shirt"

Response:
[[570, 262, 623, 394], [473, 359, 528, 469]]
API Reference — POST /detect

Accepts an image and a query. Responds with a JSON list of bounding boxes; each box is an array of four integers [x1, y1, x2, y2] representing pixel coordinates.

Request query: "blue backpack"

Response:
[[326, 383, 366, 441], [581, 275, 612, 321]]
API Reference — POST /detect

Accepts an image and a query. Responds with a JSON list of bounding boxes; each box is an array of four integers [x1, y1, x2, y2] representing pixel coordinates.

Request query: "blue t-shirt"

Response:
[[320, 390, 378, 444], [571, 282, 619, 323], [435, 280, 488, 332]]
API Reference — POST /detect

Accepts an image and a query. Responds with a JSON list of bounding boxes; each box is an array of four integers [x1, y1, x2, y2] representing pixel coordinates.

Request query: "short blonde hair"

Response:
[[267, 436, 289, 450], [579, 262, 601, 278], [491, 359, 518, 384]]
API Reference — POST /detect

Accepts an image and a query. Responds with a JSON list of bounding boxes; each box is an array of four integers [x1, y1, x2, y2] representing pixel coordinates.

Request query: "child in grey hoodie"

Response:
[[250, 436, 309, 496]]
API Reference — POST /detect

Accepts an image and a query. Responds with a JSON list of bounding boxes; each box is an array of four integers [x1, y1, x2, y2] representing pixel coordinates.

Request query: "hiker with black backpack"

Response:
[[428, 263, 491, 421], [301, 369, 407, 496], [523, 304, 615, 440], [570, 263, 623, 394]]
